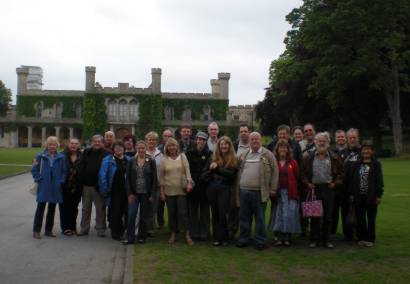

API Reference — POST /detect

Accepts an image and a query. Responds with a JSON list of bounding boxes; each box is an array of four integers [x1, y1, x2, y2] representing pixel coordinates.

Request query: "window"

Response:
[[234, 115, 240, 120], [129, 100, 138, 120], [119, 99, 128, 119], [108, 99, 117, 118]]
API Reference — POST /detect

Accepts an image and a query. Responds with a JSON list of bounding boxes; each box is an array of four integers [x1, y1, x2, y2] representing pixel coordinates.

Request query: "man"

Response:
[[158, 128, 173, 154], [123, 134, 136, 157], [303, 123, 316, 154], [331, 130, 348, 235], [207, 121, 219, 152], [234, 124, 250, 157], [178, 124, 195, 153], [104, 131, 115, 153], [342, 128, 361, 241], [186, 131, 213, 240], [78, 134, 111, 237], [267, 124, 303, 166], [236, 132, 279, 250], [302, 132, 343, 248]]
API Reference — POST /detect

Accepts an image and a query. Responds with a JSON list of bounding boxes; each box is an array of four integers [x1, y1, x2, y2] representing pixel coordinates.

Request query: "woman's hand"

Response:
[[209, 162, 218, 170], [128, 195, 135, 204], [186, 182, 193, 193]]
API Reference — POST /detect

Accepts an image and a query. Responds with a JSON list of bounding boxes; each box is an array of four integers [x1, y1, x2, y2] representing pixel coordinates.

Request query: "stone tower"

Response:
[[16, 66, 29, 95], [217, 73, 230, 99], [151, 68, 162, 94], [85, 66, 96, 92]]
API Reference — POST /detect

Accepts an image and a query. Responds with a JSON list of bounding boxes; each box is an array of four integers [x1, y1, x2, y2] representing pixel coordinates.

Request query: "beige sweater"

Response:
[[159, 154, 192, 196]]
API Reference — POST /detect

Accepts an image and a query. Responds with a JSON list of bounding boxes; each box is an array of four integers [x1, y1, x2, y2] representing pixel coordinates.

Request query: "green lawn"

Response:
[[0, 148, 42, 177], [133, 157, 410, 284]]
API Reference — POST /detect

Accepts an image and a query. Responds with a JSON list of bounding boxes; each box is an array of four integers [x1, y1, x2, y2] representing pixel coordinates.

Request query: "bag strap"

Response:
[[39, 157, 43, 175], [306, 188, 316, 201]]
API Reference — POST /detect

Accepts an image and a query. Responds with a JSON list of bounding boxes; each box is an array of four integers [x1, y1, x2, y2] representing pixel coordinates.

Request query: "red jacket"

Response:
[[277, 159, 300, 200]]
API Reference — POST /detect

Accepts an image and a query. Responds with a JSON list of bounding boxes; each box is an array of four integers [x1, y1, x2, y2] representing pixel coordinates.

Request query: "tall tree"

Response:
[[264, 0, 409, 154], [0, 80, 12, 116]]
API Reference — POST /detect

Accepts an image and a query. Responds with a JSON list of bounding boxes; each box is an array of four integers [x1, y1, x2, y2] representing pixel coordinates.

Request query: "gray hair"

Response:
[[346, 128, 359, 137], [315, 132, 330, 143], [91, 134, 104, 142]]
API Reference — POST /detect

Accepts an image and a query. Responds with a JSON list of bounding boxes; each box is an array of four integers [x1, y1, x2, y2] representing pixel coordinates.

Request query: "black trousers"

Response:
[[341, 194, 355, 241], [310, 184, 335, 243], [109, 187, 128, 239], [33, 202, 56, 233], [59, 187, 82, 232], [166, 195, 188, 233], [157, 199, 166, 227], [207, 184, 230, 242], [188, 188, 210, 239], [355, 195, 378, 242]]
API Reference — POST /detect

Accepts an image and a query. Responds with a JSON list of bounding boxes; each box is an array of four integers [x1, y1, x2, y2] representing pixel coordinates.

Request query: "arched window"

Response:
[[129, 100, 139, 120], [35, 102, 43, 118], [119, 99, 128, 120], [108, 99, 117, 119]]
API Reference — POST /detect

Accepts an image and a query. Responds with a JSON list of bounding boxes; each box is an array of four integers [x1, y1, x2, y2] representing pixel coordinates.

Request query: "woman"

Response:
[[268, 139, 301, 246], [99, 140, 130, 240], [145, 131, 163, 232], [348, 140, 384, 247], [31, 136, 67, 239], [159, 138, 194, 245], [292, 126, 305, 152], [59, 138, 82, 236], [123, 141, 158, 245], [204, 136, 237, 246]]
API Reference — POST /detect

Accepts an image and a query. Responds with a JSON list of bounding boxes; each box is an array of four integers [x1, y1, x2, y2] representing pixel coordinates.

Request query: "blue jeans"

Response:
[[238, 190, 267, 245], [127, 194, 149, 242]]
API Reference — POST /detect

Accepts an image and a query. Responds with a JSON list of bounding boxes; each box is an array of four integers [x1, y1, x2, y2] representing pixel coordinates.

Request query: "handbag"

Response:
[[302, 188, 323, 218], [29, 158, 43, 196]]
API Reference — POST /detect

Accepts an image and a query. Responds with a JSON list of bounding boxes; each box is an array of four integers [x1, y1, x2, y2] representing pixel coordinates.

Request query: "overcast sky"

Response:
[[1, 0, 302, 105]]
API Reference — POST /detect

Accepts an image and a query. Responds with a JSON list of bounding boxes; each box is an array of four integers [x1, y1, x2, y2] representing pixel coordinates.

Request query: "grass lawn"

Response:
[[0, 148, 42, 177], [133, 157, 410, 284]]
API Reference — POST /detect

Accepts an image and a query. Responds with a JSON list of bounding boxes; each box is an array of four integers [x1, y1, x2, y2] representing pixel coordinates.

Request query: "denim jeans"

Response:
[[238, 189, 267, 245], [127, 194, 149, 242]]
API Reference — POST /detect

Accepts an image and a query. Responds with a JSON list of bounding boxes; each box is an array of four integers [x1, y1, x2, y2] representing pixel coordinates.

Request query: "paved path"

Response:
[[0, 173, 130, 284]]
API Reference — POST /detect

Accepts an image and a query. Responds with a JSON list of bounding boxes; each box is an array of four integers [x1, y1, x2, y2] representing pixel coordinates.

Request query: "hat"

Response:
[[196, 131, 208, 140], [361, 140, 374, 149]]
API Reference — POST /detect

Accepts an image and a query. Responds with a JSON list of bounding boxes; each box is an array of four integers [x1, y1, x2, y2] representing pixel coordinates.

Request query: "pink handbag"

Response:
[[302, 189, 323, 218]]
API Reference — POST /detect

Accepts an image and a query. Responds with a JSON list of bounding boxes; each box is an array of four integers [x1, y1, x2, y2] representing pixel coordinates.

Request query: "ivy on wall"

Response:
[[83, 93, 107, 140], [162, 98, 228, 121], [16, 95, 83, 118]]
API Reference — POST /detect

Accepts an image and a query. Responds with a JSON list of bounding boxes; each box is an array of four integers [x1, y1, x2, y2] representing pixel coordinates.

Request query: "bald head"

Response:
[[249, 132, 262, 151]]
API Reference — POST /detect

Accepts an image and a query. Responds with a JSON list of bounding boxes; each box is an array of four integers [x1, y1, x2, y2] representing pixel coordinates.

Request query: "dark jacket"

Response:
[[186, 146, 213, 189], [202, 157, 237, 188], [178, 139, 195, 153], [62, 148, 82, 193], [79, 147, 111, 188], [267, 138, 303, 166], [347, 158, 384, 203], [125, 156, 158, 199], [301, 150, 343, 189]]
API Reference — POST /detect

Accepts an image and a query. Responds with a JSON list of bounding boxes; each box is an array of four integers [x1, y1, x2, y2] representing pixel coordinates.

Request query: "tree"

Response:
[[264, 0, 410, 154], [0, 80, 12, 116]]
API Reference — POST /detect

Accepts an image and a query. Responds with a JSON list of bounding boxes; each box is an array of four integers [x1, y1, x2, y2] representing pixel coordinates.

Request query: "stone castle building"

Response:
[[0, 66, 254, 148]]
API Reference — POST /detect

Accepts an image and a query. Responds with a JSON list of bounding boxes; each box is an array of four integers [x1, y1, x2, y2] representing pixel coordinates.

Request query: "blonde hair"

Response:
[[163, 137, 180, 157], [145, 131, 159, 141], [45, 136, 60, 148], [212, 136, 237, 169]]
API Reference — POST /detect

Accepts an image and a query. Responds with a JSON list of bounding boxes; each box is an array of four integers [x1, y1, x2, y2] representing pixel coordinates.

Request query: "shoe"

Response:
[[45, 232, 56, 237], [213, 241, 221, 247], [274, 240, 283, 247], [168, 233, 176, 244], [32, 232, 41, 239], [63, 230, 74, 236], [137, 238, 146, 244], [309, 242, 317, 248], [325, 242, 334, 248], [256, 244, 266, 250], [283, 240, 291, 247], [357, 240, 366, 246], [364, 241, 374, 247], [185, 235, 194, 246], [122, 240, 134, 245], [77, 231, 89, 236], [236, 242, 247, 248]]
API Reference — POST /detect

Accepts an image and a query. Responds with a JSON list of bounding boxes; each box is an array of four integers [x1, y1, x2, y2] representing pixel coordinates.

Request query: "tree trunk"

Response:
[[386, 60, 403, 156]]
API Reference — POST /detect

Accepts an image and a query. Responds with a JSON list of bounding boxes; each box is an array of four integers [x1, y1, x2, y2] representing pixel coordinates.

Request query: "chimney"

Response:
[[85, 66, 96, 92], [151, 68, 162, 94], [16, 66, 29, 95]]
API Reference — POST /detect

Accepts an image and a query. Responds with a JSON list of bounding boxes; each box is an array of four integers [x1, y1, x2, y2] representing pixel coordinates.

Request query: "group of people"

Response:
[[31, 121, 384, 250]]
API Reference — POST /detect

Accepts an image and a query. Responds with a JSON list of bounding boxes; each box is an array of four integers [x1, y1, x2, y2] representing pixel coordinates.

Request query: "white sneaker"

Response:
[[364, 241, 374, 247], [358, 241, 367, 246]]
